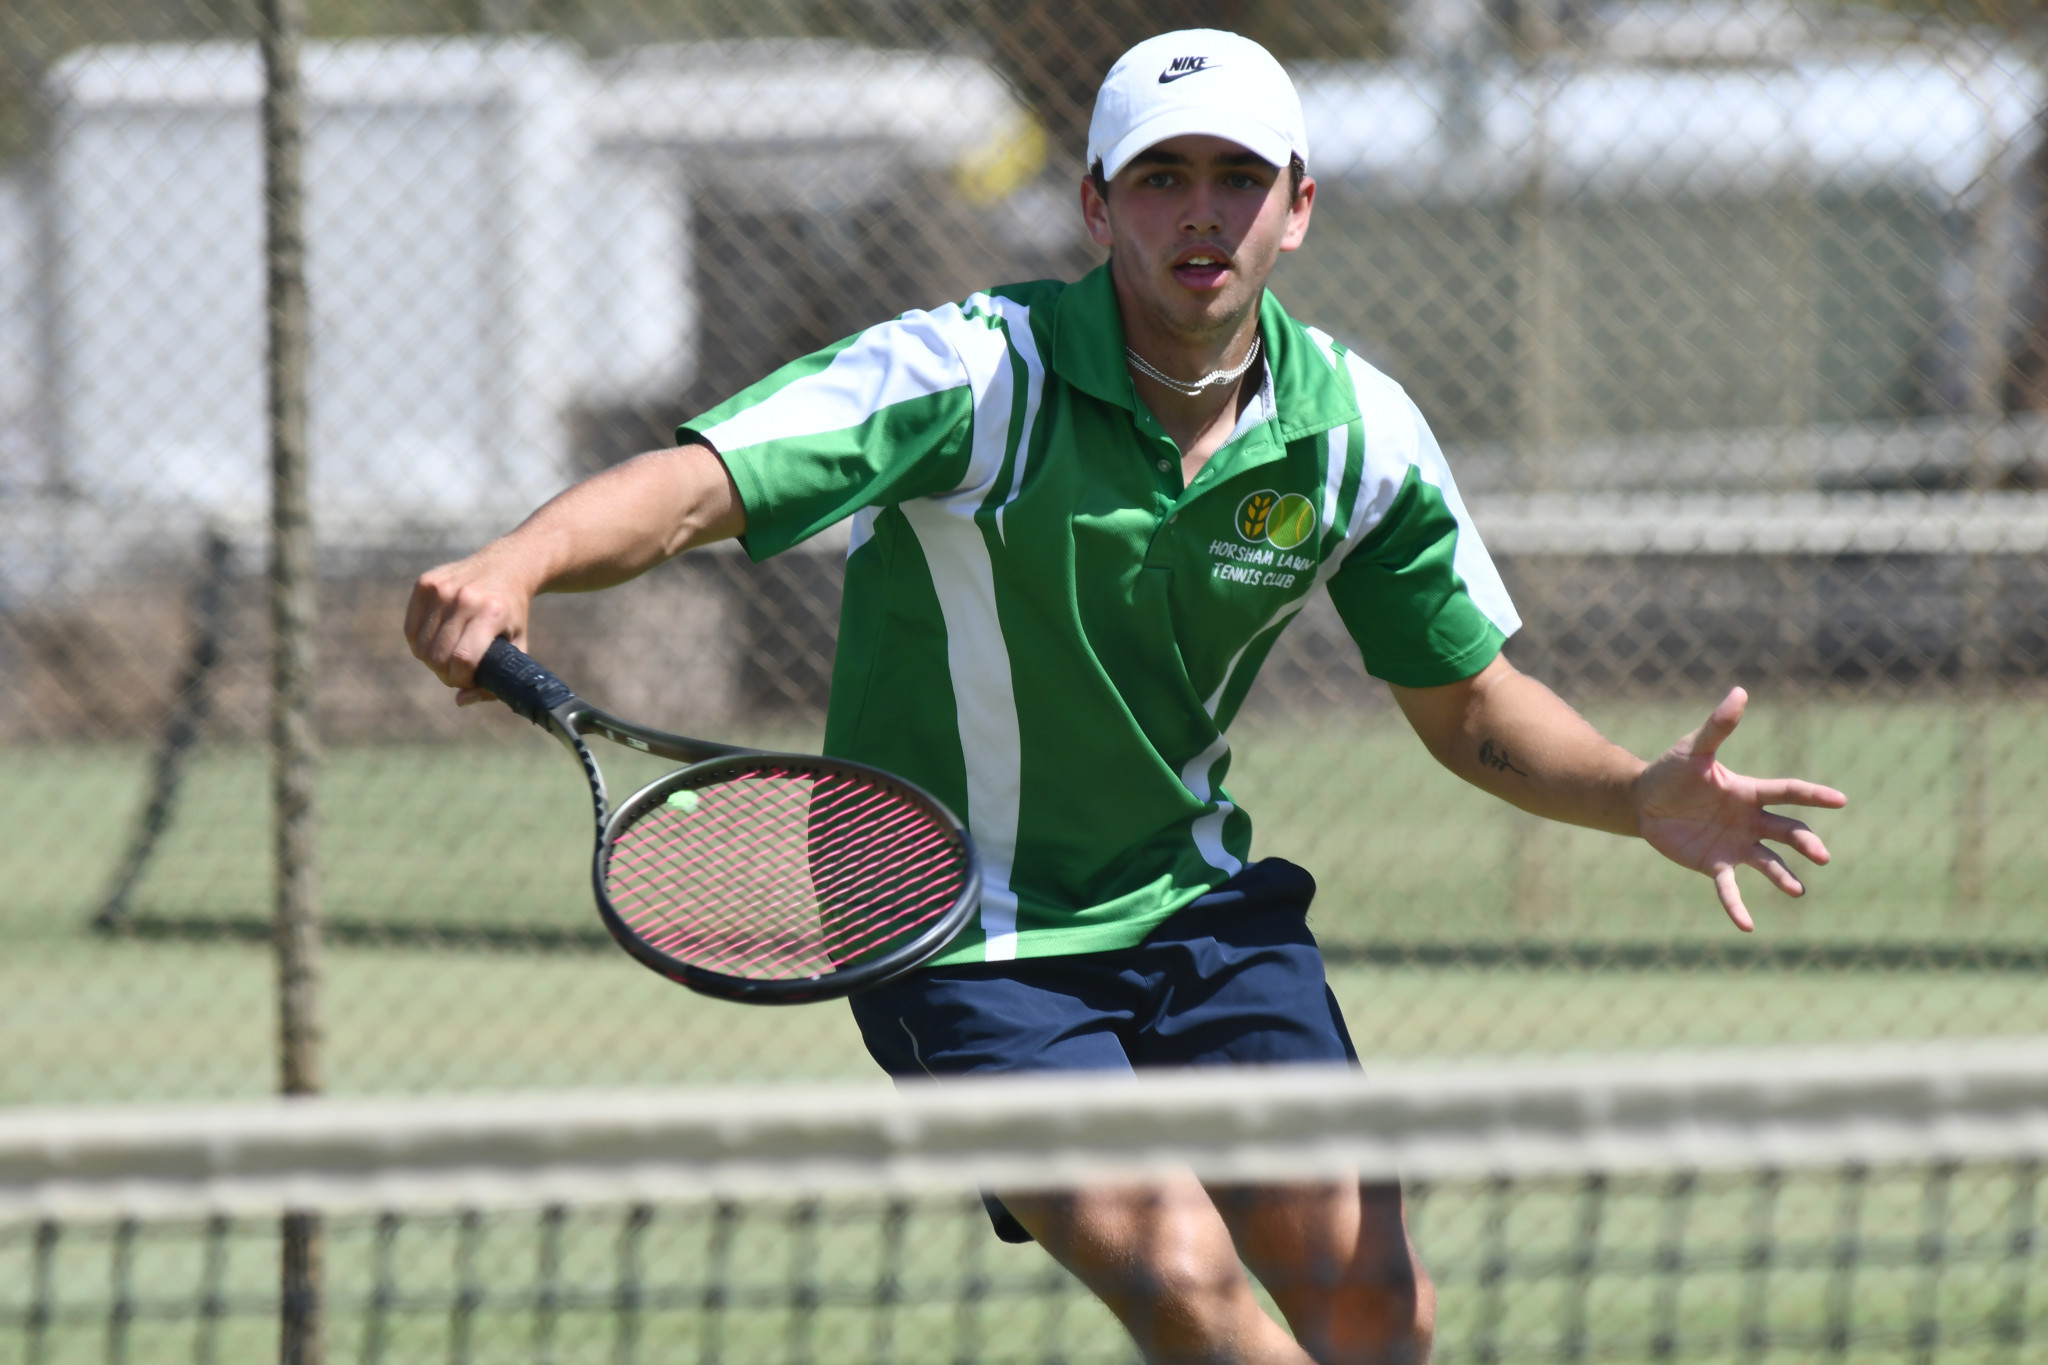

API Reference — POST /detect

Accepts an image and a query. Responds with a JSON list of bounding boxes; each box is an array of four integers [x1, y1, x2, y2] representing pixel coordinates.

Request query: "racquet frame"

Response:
[[476, 638, 981, 1003]]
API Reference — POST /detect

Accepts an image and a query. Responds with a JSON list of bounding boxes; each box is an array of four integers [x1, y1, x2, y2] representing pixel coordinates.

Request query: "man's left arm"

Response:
[[1387, 655, 1847, 932]]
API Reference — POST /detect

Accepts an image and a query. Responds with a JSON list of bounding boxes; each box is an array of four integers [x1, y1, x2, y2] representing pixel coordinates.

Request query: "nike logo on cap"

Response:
[[1158, 56, 1215, 83]]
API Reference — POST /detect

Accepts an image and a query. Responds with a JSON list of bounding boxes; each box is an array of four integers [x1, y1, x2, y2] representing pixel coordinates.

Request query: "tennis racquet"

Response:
[[474, 638, 981, 1004]]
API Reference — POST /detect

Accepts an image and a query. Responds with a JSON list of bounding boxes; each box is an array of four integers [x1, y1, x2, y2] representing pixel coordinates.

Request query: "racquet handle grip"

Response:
[[475, 638, 577, 729]]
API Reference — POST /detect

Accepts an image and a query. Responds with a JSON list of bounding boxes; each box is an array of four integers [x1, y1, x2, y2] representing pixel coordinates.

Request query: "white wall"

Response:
[[0, 175, 39, 499], [45, 39, 690, 542]]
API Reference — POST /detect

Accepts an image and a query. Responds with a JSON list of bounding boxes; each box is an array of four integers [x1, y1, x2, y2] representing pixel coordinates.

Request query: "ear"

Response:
[[1278, 174, 1315, 253], [1080, 173, 1115, 250]]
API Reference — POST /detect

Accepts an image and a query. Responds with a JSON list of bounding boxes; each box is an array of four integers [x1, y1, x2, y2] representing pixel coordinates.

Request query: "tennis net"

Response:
[[5, 1040, 2048, 1363]]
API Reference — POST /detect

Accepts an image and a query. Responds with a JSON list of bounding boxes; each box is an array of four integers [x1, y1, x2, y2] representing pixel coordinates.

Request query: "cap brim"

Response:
[[1098, 109, 1295, 181]]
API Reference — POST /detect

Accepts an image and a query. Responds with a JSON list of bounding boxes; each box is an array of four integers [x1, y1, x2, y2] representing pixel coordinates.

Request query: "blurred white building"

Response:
[[42, 38, 686, 544], [0, 36, 1042, 598], [0, 19, 2039, 594], [1284, 7, 2041, 463]]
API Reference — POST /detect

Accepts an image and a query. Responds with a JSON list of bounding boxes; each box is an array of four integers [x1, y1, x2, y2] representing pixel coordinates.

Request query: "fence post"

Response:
[[1509, 0, 1568, 928], [259, 0, 325, 1358], [1953, 95, 2014, 920], [1511, 4, 1565, 490]]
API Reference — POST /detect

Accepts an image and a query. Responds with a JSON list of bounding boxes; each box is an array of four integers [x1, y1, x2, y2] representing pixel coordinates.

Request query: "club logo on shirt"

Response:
[[1237, 491, 1276, 540], [1214, 490, 1319, 589], [1235, 490, 1317, 550]]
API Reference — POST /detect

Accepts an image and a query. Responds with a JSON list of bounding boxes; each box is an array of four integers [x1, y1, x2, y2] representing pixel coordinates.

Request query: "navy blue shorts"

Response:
[[848, 858, 1357, 1241]]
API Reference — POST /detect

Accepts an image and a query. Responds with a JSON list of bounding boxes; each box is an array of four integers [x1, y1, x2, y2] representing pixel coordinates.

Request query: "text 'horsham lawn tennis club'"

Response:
[[1210, 539, 1313, 588]]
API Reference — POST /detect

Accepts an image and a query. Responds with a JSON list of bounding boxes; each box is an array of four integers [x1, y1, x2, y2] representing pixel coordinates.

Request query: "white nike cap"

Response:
[[1087, 29, 1308, 182]]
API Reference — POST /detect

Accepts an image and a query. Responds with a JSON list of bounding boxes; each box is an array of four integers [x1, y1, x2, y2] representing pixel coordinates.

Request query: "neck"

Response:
[[1106, 259, 1270, 462], [1127, 334, 1262, 397], [1120, 308, 1263, 446], [1116, 280, 1260, 381]]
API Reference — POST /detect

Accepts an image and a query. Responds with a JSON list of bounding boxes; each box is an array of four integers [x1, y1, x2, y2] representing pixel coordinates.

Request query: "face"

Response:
[[1080, 133, 1314, 347]]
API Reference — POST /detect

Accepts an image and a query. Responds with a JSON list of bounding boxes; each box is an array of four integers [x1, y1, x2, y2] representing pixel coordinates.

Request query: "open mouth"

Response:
[[1171, 249, 1231, 291]]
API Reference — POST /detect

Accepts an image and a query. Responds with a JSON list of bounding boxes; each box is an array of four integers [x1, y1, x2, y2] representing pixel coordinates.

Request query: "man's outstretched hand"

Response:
[[1632, 687, 1847, 932]]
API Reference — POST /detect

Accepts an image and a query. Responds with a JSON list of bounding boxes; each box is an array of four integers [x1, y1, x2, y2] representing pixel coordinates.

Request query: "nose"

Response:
[[1179, 182, 1222, 236]]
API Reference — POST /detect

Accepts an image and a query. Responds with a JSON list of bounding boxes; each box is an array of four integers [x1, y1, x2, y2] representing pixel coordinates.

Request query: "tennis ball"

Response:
[[1266, 493, 1317, 550], [666, 790, 702, 814]]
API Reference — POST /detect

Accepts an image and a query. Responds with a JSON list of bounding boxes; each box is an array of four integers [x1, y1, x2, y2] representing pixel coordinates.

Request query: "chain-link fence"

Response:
[[2, 0, 2045, 1103]]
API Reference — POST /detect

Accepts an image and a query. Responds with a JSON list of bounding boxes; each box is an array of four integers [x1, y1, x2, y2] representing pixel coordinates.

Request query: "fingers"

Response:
[[1756, 812, 1830, 865], [412, 589, 483, 687], [404, 569, 467, 668], [401, 581, 434, 652], [1751, 777, 1848, 810], [1711, 842, 1812, 935], [1680, 686, 1748, 761], [1711, 865, 1754, 932], [1745, 843, 1806, 898], [403, 560, 527, 695], [1672, 689, 1839, 934], [1712, 850, 1803, 929], [434, 612, 498, 691]]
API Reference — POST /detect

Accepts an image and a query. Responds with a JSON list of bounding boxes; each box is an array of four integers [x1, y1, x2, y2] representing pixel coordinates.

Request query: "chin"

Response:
[[1170, 284, 1251, 327]]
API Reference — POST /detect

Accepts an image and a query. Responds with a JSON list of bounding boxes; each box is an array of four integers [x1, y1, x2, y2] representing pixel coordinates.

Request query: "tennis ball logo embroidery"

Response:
[[1235, 490, 1318, 550], [1216, 491, 1317, 590], [1266, 494, 1317, 550]]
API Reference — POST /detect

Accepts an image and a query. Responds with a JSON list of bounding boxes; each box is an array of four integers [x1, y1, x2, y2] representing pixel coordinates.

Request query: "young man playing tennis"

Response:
[[407, 30, 1845, 1364]]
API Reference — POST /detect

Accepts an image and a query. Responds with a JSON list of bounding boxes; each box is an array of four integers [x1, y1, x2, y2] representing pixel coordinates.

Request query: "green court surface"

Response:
[[1, 698, 2043, 1104]]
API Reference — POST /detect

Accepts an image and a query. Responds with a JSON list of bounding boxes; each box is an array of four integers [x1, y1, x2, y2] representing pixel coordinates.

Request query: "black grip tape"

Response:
[[474, 638, 577, 729]]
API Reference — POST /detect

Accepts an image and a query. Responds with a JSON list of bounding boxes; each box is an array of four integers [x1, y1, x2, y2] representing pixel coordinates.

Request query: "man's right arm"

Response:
[[403, 442, 743, 703]]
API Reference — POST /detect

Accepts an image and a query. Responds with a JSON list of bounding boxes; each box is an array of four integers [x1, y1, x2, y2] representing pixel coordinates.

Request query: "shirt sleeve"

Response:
[[1324, 394, 1521, 688], [678, 306, 985, 561]]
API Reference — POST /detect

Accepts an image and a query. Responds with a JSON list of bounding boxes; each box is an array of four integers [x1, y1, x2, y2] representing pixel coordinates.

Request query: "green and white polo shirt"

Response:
[[683, 264, 1519, 966]]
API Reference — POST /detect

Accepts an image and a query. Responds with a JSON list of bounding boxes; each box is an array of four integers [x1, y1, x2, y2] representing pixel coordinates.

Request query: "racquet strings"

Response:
[[604, 764, 972, 979]]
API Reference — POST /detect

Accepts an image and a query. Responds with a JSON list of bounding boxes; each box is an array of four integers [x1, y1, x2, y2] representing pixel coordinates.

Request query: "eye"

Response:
[[1142, 170, 1177, 189], [1223, 172, 1263, 191]]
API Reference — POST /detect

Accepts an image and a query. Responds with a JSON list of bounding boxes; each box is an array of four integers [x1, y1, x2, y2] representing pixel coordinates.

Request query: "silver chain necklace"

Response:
[[1124, 336, 1262, 397]]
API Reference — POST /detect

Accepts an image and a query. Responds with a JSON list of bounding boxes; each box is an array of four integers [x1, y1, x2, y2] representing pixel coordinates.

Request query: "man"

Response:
[[406, 29, 1845, 1364]]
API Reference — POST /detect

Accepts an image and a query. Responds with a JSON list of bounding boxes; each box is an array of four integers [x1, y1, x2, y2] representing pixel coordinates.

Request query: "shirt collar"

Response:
[[1049, 263, 1137, 409], [1049, 263, 1361, 440], [1226, 358, 1276, 444]]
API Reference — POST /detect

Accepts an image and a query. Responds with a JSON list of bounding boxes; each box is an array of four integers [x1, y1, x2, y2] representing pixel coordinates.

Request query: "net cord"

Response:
[[5, 1040, 2048, 1224]]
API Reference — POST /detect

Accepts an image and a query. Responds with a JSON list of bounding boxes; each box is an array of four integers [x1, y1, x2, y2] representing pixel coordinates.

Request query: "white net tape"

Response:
[[7, 1039, 2048, 1224]]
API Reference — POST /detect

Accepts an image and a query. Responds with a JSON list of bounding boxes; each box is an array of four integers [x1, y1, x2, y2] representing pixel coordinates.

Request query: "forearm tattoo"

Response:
[[1478, 738, 1529, 777]]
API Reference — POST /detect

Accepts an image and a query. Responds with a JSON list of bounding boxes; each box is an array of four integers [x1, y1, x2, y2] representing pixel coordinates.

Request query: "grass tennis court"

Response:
[[2, 697, 2044, 1104]]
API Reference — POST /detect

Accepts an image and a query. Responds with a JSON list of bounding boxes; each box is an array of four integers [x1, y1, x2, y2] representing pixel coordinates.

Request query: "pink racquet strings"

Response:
[[605, 765, 971, 979]]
